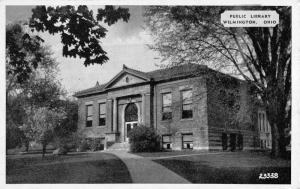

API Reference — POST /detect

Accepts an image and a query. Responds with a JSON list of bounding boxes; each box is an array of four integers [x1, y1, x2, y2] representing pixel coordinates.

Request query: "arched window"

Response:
[[125, 103, 138, 122]]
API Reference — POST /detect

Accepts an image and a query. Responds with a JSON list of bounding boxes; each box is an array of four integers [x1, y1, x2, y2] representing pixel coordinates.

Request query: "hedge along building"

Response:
[[74, 63, 267, 151]]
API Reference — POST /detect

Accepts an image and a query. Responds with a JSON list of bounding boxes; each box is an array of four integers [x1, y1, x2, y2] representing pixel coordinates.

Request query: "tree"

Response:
[[53, 100, 78, 150], [7, 6, 129, 88], [29, 5, 130, 66], [145, 6, 291, 157], [21, 107, 66, 157], [6, 23, 65, 151]]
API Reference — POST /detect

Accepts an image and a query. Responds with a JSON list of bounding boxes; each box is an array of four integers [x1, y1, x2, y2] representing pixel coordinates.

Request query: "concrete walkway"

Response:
[[106, 150, 190, 183]]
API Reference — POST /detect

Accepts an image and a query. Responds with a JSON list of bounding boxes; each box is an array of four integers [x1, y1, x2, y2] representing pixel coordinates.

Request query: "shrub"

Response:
[[52, 132, 83, 153], [128, 125, 161, 152], [90, 139, 98, 151], [78, 140, 89, 152]]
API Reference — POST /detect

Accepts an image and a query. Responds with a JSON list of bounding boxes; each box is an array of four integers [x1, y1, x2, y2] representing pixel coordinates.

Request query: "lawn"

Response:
[[152, 151, 291, 184], [6, 152, 132, 183], [133, 150, 211, 158]]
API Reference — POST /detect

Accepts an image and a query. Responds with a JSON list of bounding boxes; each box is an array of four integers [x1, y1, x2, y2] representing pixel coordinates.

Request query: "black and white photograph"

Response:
[[3, 0, 299, 187]]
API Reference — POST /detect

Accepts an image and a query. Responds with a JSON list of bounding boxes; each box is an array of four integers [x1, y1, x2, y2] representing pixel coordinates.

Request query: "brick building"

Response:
[[74, 64, 265, 151]]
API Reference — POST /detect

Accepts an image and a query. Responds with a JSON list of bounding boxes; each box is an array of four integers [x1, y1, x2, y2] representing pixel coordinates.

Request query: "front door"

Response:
[[124, 103, 138, 142], [125, 122, 138, 141]]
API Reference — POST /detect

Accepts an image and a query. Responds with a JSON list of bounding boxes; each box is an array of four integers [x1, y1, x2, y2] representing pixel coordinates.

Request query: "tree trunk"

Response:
[[42, 143, 47, 157], [25, 140, 29, 152], [270, 122, 287, 158]]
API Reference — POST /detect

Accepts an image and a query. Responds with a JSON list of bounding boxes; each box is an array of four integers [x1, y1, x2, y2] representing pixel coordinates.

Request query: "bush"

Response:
[[128, 125, 161, 152], [78, 140, 89, 152], [53, 132, 84, 153]]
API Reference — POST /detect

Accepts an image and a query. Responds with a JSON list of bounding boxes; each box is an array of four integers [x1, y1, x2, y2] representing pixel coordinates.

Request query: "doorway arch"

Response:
[[124, 103, 139, 141], [125, 103, 138, 122]]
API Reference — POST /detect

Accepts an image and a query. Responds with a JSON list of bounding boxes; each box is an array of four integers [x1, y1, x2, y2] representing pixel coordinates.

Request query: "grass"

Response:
[[7, 152, 132, 183], [153, 151, 291, 184], [132, 150, 210, 158]]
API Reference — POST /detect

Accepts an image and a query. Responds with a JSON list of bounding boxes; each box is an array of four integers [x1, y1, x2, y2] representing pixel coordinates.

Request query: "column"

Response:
[[113, 98, 118, 132], [106, 99, 113, 132], [142, 94, 146, 124], [144, 93, 151, 127]]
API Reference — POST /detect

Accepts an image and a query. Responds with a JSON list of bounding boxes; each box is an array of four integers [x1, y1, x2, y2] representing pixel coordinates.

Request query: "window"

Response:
[[86, 105, 93, 127], [262, 113, 265, 132], [237, 134, 243, 150], [258, 113, 262, 131], [260, 139, 263, 149], [222, 133, 228, 150], [258, 112, 269, 133], [182, 134, 193, 149], [162, 93, 172, 120], [99, 103, 106, 126], [125, 103, 138, 122], [181, 90, 193, 119], [162, 135, 172, 149]]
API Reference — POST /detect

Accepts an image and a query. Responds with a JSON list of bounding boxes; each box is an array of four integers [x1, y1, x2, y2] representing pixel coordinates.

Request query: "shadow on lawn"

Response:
[[155, 159, 291, 184], [7, 153, 132, 183]]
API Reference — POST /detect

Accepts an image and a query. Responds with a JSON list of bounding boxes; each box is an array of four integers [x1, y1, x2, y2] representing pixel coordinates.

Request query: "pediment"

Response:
[[105, 72, 148, 89]]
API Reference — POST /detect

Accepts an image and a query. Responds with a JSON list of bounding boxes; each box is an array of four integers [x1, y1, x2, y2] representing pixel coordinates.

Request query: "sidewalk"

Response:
[[107, 150, 190, 183]]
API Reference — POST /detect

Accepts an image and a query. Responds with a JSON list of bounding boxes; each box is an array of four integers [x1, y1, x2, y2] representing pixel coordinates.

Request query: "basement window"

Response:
[[182, 133, 193, 149], [162, 135, 172, 150]]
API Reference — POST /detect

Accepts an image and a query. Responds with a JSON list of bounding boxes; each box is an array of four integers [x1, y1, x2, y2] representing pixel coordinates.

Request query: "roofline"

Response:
[[103, 68, 150, 89], [74, 64, 249, 98], [74, 80, 153, 98]]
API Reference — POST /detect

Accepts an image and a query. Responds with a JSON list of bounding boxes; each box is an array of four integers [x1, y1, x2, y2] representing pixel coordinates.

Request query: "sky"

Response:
[[6, 5, 161, 96]]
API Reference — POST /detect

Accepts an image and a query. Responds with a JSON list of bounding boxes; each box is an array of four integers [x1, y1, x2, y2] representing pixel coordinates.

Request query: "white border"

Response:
[[1, 0, 299, 189]]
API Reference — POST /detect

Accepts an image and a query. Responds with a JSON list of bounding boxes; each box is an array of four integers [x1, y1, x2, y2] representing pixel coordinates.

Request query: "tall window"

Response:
[[86, 105, 93, 127], [262, 113, 265, 132], [258, 112, 269, 133], [181, 90, 193, 119], [162, 93, 172, 120], [258, 113, 262, 131], [99, 103, 106, 126]]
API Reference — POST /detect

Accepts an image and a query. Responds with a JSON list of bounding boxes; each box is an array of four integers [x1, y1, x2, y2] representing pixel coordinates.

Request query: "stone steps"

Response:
[[106, 142, 130, 151]]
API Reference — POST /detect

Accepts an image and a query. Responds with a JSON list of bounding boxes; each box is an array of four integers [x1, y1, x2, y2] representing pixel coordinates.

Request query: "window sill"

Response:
[[180, 118, 194, 121], [98, 125, 106, 127], [161, 119, 172, 123]]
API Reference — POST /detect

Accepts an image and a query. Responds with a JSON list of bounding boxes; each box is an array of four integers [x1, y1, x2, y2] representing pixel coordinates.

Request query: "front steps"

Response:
[[105, 142, 130, 151]]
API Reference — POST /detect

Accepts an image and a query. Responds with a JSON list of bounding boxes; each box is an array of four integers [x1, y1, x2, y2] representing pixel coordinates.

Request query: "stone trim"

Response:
[[97, 99, 107, 103], [85, 101, 93, 105], [179, 85, 193, 91]]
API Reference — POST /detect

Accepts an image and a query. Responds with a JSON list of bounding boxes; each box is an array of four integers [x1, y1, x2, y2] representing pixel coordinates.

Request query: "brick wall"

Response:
[[154, 77, 209, 150], [206, 73, 259, 150], [77, 93, 108, 139]]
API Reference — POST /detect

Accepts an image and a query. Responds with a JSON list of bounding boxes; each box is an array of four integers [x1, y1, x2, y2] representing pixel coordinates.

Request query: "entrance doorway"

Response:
[[124, 103, 138, 141]]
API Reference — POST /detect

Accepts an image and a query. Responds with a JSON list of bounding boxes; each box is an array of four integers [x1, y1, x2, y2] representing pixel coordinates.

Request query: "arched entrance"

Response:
[[124, 103, 138, 141]]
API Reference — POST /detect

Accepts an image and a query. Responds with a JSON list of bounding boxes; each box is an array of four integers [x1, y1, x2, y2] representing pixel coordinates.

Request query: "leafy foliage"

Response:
[[20, 107, 66, 156], [145, 6, 291, 157], [6, 24, 44, 84], [128, 125, 161, 152], [54, 100, 78, 138], [6, 122, 25, 150], [29, 5, 130, 66]]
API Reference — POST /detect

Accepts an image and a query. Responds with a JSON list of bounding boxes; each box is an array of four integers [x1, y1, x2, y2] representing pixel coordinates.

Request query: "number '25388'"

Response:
[[259, 173, 278, 179]]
